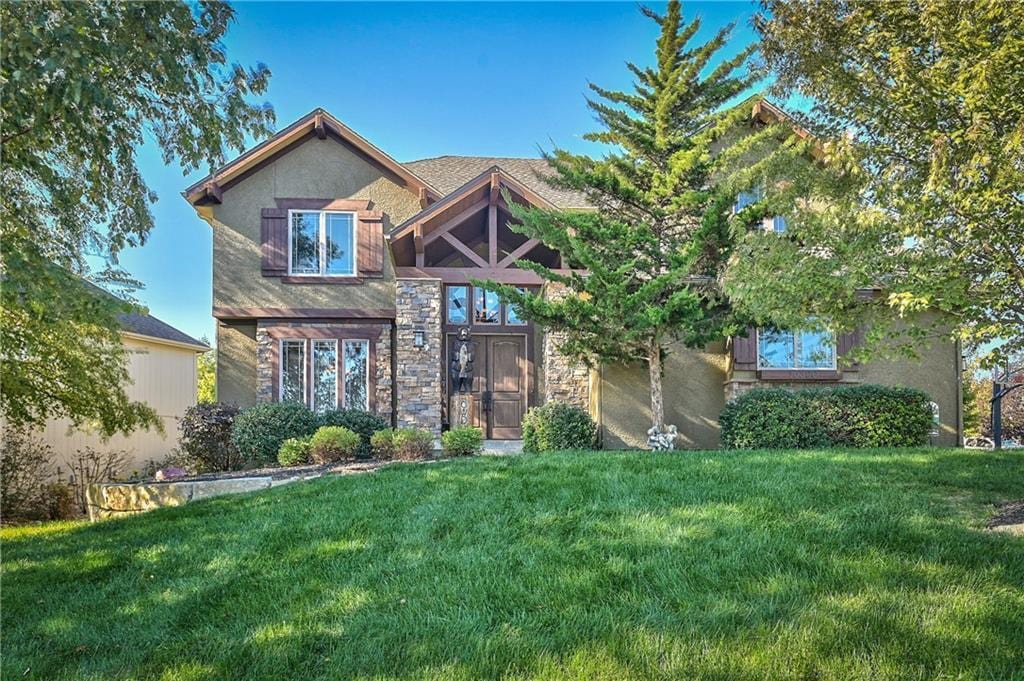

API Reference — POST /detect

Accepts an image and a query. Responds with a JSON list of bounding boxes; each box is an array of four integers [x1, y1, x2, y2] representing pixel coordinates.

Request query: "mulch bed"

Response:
[[987, 499, 1024, 532]]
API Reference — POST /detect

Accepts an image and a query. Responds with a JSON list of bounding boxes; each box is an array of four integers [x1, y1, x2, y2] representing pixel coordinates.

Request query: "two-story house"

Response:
[[183, 103, 963, 448]]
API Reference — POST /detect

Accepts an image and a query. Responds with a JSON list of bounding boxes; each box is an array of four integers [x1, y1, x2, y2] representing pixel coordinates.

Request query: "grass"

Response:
[[3, 448, 1024, 680]]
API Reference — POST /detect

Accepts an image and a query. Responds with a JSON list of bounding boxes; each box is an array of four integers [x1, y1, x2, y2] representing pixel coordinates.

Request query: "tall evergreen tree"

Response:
[[485, 1, 760, 445]]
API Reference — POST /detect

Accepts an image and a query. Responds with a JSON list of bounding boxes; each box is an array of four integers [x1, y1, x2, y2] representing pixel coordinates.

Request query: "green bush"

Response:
[[720, 384, 935, 450], [522, 402, 599, 453], [179, 402, 242, 472], [277, 437, 311, 467], [393, 429, 434, 460], [370, 429, 396, 460], [442, 426, 484, 457], [308, 426, 360, 464], [318, 409, 388, 458], [231, 402, 320, 465]]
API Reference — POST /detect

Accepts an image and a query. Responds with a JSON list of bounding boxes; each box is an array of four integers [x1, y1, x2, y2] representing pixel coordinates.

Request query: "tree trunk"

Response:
[[648, 337, 665, 433]]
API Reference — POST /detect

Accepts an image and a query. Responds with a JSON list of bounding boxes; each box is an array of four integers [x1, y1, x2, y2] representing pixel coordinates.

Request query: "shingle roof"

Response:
[[403, 156, 591, 209], [117, 310, 209, 350]]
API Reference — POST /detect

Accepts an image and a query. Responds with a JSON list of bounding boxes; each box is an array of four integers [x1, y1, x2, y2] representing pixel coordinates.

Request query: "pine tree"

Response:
[[486, 1, 758, 445]]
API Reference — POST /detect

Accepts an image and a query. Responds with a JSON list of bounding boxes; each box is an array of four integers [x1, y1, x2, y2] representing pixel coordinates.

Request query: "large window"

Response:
[[447, 285, 469, 324], [343, 340, 369, 410], [288, 210, 356, 276], [279, 337, 370, 411], [280, 340, 306, 402], [758, 328, 835, 370], [474, 288, 501, 324]]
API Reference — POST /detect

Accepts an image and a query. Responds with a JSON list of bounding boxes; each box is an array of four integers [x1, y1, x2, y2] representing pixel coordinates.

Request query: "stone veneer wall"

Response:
[[394, 278, 443, 435], [255, 321, 393, 422], [541, 284, 591, 411]]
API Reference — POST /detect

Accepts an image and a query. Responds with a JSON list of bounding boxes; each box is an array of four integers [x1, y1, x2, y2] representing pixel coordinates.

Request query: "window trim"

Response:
[[311, 338, 339, 413], [286, 209, 358, 278], [342, 339, 370, 411], [755, 327, 837, 372], [279, 339, 308, 403]]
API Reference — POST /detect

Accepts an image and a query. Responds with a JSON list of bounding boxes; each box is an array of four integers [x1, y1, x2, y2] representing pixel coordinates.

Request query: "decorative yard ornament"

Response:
[[450, 327, 475, 394], [647, 424, 678, 451]]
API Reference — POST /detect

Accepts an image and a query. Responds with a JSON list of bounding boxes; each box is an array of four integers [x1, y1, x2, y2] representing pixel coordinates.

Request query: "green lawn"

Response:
[[3, 449, 1023, 680]]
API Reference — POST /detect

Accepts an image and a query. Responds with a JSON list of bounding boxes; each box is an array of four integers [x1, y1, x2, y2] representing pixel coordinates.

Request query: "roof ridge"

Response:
[[406, 154, 547, 163]]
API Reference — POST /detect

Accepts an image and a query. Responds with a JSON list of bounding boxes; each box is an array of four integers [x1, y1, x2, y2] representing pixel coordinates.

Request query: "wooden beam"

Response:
[[489, 172, 500, 206], [414, 225, 424, 268], [422, 197, 489, 246], [497, 238, 541, 268], [202, 181, 223, 204], [441, 233, 488, 267], [418, 187, 430, 209], [396, 267, 577, 285], [314, 115, 327, 139]]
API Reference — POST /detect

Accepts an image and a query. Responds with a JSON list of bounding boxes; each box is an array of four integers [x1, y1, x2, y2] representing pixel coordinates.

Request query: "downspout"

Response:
[[955, 337, 963, 447]]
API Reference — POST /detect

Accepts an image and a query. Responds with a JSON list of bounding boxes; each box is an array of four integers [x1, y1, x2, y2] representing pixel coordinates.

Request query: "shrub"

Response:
[[231, 402, 320, 465], [720, 384, 934, 450], [522, 402, 599, 453], [277, 437, 311, 467], [442, 426, 484, 457], [179, 402, 242, 472], [370, 429, 396, 460], [308, 426, 360, 464], [1, 429, 57, 521], [43, 483, 77, 521], [393, 429, 434, 460], [317, 409, 388, 457]]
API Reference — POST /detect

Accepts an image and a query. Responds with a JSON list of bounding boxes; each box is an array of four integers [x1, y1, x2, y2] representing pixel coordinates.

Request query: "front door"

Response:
[[448, 334, 527, 439]]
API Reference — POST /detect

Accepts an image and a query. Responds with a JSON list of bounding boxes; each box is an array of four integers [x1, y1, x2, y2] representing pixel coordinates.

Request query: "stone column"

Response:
[[541, 283, 591, 410], [255, 327, 273, 402], [394, 278, 443, 436]]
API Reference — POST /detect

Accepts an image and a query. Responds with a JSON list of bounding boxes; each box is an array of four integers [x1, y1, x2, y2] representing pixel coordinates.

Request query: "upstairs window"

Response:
[[734, 187, 788, 234], [758, 327, 835, 370], [288, 210, 356, 276]]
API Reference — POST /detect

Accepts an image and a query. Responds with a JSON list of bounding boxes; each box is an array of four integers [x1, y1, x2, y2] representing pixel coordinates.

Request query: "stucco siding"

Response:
[[600, 341, 728, 450], [217, 321, 258, 408], [36, 337, 200, 475], [210, 136, 423, 311]]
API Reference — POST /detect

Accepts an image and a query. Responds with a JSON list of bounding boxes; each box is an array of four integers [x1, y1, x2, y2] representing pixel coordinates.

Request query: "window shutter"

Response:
[[357, 210, 384, 276], [260, 208, 288, 276], [837, 328, 862, 372], [732, 327, 757, 370]]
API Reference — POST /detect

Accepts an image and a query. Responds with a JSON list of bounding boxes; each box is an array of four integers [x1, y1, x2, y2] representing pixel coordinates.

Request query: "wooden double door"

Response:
[[448, 334, 528, 439]]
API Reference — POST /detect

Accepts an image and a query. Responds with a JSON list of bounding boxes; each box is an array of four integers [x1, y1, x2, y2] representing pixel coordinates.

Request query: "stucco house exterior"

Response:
[[38, 309, 209, 474], [183, 104, 963, 449]]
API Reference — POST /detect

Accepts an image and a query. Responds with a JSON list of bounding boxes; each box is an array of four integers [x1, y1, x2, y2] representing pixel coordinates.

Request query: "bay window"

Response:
[[758, 327, 835, 370], [288, 210, 356, 276]]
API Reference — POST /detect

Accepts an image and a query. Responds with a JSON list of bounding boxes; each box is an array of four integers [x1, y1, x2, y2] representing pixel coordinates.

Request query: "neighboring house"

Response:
[[183, 103, 962, 448], [38, 309, 209, 475]]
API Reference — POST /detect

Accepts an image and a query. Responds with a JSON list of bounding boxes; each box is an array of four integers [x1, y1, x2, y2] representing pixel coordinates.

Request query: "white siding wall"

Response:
[[38, 336, 201, 477]]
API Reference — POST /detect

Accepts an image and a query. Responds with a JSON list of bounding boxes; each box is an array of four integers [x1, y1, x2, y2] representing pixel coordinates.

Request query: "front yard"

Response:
[[3, 448, 1023, 680]]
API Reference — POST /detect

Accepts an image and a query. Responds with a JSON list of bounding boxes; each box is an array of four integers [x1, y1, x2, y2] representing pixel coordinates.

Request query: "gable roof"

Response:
[[404, 156, 591, 210], [183, 109, 441, 206], [118, 310, 209, 352]]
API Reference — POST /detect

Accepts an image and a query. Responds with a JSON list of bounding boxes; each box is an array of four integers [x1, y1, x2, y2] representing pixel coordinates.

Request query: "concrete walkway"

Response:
[[481, 440, 524, 456]]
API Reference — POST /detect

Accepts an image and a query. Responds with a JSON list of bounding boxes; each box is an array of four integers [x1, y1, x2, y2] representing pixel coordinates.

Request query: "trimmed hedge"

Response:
[[393, 429, 434, 460], [317, 409, 388, 458], [442, 426, 483, 457], [522, 402, 599, 453], [720, 384, 935, 450], [277, 437, 311, 467], [231, 402, 320, 465], [309, 426, 360, 463]]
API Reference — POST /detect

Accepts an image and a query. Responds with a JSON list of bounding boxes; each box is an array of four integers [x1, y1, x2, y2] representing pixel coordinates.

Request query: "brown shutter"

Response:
[[260, 207, 288, 276], [357, 210, 384, 276], [732, 327, 757, 370], [837, 328, 862, 372]]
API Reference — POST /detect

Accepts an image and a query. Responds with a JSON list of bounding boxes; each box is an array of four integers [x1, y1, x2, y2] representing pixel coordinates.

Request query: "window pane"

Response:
[[447, 286, 469, 324], [325, 213, 354, 275], [758, 328, 795, 368], [770, 215, 788, 233], [506, 287, 527, 325], [798, 330, 834, 368], [312, 340, 337, 413], [281, 340, 306, 403], [734, 187, 762, 212], [343, 340, 368, 410], [290, 212, 320, 274], [474, 288, 500, 324]]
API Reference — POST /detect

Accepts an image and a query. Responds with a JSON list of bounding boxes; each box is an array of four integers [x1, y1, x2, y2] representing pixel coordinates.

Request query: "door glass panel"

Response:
[[447, 286, 469, 324], [311, 340, 337, 412], [281, 340, 306, 403], [474, 288, 500, 324], [290, 212, 320, 274], [325, 213, 354, 275], [343, 340, 369, 410], [505, 287, 527, 325]]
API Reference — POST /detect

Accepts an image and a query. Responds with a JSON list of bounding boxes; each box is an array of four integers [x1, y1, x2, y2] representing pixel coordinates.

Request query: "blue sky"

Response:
[[121, 1, 760, 343]]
